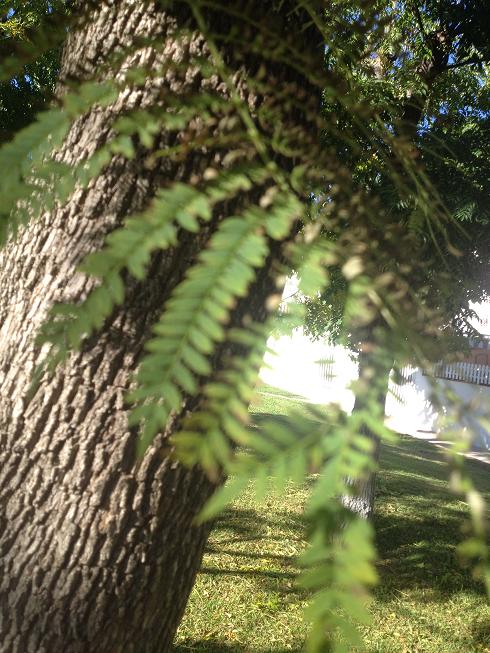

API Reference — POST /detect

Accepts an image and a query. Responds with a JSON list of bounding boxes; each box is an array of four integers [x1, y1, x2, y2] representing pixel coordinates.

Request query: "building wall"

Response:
[[386, 369, 490, 451], [260, 331, 490, 451]]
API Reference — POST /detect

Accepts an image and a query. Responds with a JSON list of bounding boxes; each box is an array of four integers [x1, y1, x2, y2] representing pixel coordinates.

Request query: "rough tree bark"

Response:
[[341, 347, 393, 519], [0, 2, 322, 652]]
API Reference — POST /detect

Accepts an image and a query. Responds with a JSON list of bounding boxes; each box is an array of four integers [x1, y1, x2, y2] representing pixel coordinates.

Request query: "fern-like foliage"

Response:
[[0, 80, 118, 242], [1, 1, 488, 651], [38, 162, 271, 354], [130, 203, 275, 445]]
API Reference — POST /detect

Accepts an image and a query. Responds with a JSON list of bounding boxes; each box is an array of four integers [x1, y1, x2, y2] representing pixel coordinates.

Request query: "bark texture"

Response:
[[341, 348, 392, 520], [341, 429, 381, 520], [0, 2, 321, 652]]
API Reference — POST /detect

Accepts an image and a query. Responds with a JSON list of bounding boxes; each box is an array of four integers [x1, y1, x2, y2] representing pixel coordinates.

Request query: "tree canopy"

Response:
[[0, 1, 71, 142], [304, 0, 490, 357]]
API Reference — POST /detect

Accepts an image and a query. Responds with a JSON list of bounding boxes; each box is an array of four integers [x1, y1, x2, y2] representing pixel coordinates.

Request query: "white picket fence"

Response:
[[426, 361, 490, 387], [319, 356, 490, 389]]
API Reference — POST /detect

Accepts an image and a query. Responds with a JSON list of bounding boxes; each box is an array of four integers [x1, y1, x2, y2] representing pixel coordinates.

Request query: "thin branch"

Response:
[[446, 57, 489, 71], [410, 1, 429, 46], [282, 290, 300, 302]]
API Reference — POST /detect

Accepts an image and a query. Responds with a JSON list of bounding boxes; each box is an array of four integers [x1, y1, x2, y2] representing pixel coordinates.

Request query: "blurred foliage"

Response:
[[304, 0, 490, 357], [0, 1, 70, 143], [0, 1, 488, 651]]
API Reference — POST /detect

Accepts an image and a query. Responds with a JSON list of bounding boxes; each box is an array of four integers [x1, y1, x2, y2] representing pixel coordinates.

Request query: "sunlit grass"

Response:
[[250, 384, 329, 420], [174, 387, 490, 653]]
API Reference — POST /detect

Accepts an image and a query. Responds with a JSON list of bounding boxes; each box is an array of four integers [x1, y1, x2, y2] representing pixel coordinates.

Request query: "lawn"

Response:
[[174, 388, 490, 653], [248, 383, 330, 420]]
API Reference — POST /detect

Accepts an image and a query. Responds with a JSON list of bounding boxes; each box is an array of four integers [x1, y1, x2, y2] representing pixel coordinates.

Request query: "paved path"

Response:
[[409, 429, 490, 465]]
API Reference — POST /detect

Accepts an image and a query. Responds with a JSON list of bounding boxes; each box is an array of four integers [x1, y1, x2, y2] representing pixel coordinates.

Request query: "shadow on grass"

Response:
[[207, 508, 485, 601], [373, 436, 489, 600], [196, 434, 489, 607], [205, 545, 298, 563], [373, 503, 487, 599], [380, 436, 490, 496], [211, 507, 307, 539], [470, 617, 490, 648], [207, 498, 486, 604], [201, 507, 305, 599], [200, 565, 297, 582], [174, 641, 302, 653]]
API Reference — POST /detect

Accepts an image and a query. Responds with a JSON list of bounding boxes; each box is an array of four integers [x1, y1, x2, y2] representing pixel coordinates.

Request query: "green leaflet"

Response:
[[174, 323, 270, 474], [38, 162, 270, 363], [300, 510, 377, 653], [295, 241, 333, 298], [133, 191, 301, 456], [132, 209, 271, 452], [0, 80, 118, 243]]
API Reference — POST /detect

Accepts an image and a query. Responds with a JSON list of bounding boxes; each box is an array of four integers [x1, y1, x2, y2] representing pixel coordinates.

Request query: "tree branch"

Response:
[[410, 1, 429, 47], [446, 56, 489, 71]]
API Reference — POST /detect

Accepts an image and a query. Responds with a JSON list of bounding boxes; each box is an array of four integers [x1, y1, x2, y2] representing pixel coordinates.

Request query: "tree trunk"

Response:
[[341, 347, 393, 519], [341, 429, 381, 520], [0, 3, 321, 652]]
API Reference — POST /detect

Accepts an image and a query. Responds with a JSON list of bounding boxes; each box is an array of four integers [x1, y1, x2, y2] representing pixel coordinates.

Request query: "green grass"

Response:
[[253, 383, 306, 399], [174, 389, 490, 653], [250, 384, 329, 420]]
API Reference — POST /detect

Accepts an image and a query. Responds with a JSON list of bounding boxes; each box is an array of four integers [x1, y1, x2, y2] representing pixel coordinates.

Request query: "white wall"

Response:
[[385, 369, 490, 450], [260, 331, 356, 410], [260, 332, 490, 451]]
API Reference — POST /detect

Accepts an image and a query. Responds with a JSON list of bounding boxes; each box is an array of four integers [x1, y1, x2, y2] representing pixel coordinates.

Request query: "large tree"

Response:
[[0, 2, 330, 651], [0, 2, 487, 652]]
